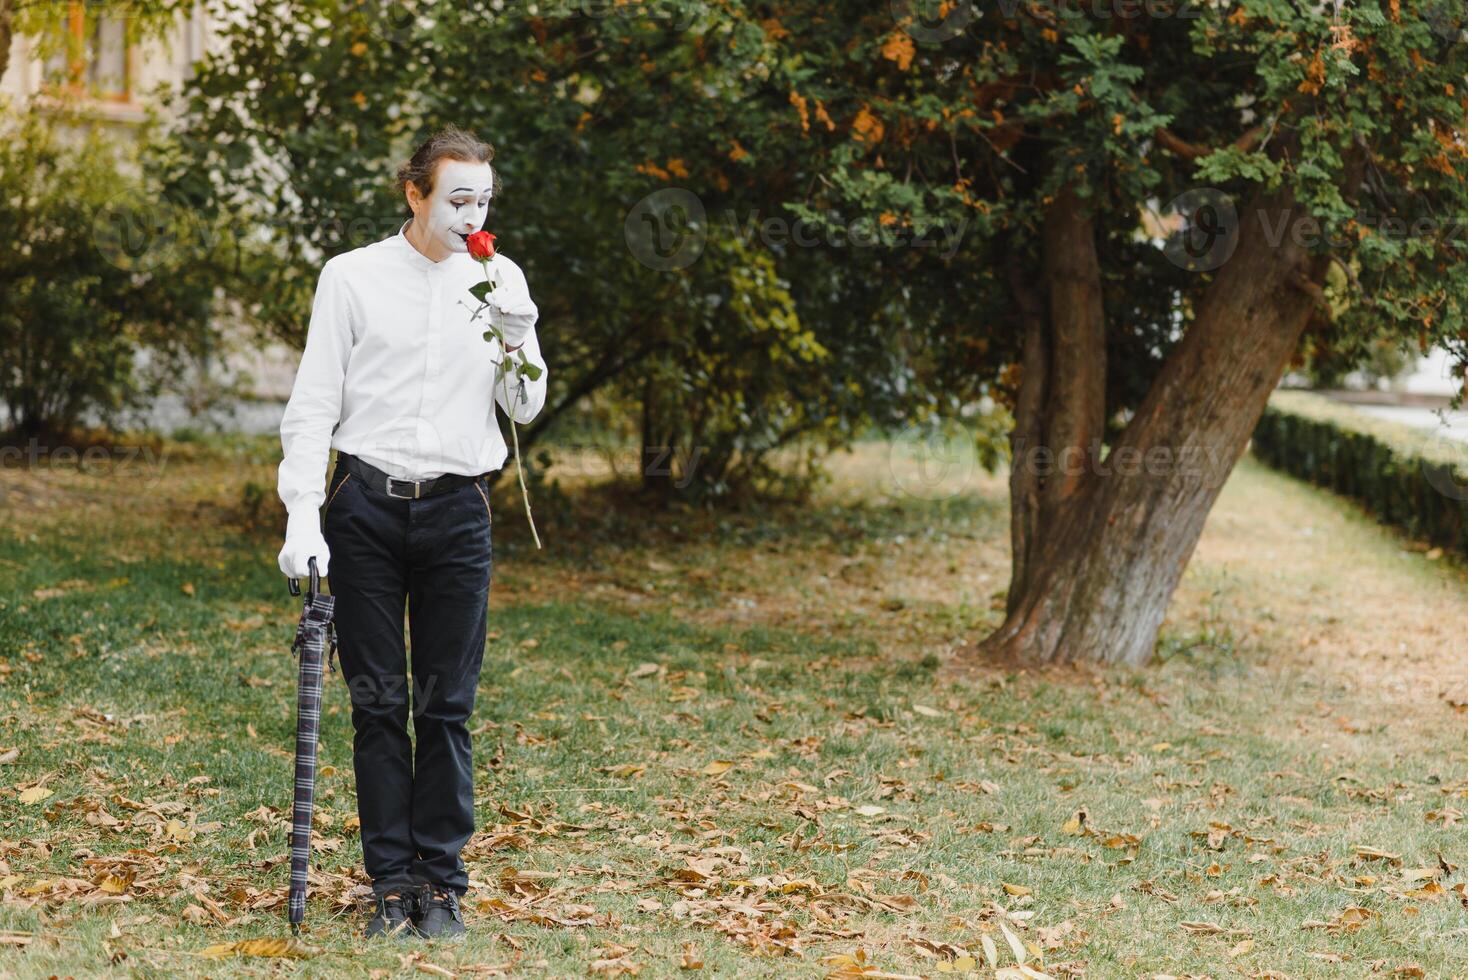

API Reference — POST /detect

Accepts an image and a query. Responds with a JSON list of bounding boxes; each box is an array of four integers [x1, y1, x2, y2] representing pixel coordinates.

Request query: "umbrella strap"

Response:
[[290, 603, 339, 675], [290, 618, 313, 658]]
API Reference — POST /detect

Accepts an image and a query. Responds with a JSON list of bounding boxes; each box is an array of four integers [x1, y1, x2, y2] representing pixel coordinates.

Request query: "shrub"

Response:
[[0, 101, 217, 441], [1251, 390, 1468, 553]]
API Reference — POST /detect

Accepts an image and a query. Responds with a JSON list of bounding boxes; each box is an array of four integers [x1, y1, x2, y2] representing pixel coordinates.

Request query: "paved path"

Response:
[[1351, 404, 1468, 444]]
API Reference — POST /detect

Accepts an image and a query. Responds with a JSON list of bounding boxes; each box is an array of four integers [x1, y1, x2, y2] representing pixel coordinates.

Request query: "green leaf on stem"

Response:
[[469, 281, 496, 303], [515, 353, 543, 381]]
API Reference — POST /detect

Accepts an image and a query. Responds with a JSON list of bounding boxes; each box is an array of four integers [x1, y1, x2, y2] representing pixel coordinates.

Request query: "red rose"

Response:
[[466, 230, 496, 260]]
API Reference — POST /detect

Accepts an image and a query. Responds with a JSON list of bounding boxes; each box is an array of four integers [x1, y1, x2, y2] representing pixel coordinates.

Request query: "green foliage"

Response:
[[160, 0, 936, 502], [624, 235, 840, 501], [1251, 390, 1468, 553], [0, 101, 217, 439], [157, 0, 1468, 504], [784, 0, 1468, 408]]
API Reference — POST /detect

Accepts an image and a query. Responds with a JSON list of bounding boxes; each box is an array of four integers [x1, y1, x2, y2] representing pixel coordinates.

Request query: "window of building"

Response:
[[43, 4, 134, 103]]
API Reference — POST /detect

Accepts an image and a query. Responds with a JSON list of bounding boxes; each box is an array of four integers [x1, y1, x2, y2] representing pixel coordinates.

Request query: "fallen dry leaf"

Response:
[[199, 937, 322, 959]]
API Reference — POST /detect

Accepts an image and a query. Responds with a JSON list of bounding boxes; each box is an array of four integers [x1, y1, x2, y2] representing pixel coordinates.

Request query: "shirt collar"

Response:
[[393, 219, 451, 272]]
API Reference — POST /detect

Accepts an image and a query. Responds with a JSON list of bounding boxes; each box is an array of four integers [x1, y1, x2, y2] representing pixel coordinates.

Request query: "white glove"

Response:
[[487, 303, 536, 349], [278, 509, 331, 579]]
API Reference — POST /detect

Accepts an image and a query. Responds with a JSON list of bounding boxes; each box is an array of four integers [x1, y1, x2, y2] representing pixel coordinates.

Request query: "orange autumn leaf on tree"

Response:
[[1298, 51, 1326, 94], [814, 99, 835, 132], [881, 32, 915, 71], [1328, 23, 1358, 54], [852, 107, 884, 145], [635, 159, 689, 180], [1427, 154, 1455, 176], [790, 90, 810, 134]]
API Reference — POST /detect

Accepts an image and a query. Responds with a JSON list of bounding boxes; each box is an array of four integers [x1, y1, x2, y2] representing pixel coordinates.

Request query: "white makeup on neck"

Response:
[[405, 158, 494, 263]]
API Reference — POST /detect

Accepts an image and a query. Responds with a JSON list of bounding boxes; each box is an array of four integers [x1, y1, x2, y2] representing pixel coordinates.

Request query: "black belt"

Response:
[[337, 452, 482, 500]]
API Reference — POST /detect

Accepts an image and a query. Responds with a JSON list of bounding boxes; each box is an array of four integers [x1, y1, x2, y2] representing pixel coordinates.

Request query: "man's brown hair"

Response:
[[395, 126, 498, 206]]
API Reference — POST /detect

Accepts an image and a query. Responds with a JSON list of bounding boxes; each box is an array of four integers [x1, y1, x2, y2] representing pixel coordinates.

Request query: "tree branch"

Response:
[[1288, 267, 1330, 314], [1153, 122, 1266, 160]]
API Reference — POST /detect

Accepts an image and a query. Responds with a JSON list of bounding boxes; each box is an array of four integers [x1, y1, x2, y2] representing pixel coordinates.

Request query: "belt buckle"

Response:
[[385, 476, 420, 499]]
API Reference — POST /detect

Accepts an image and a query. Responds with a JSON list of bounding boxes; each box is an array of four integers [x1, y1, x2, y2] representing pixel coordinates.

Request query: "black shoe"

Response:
[[413, 883, 466, 940], [365, 888, 420, 939]]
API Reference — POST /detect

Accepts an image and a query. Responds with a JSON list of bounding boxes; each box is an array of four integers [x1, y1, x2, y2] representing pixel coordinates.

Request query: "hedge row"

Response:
[[1251, 390, 1468, 554]]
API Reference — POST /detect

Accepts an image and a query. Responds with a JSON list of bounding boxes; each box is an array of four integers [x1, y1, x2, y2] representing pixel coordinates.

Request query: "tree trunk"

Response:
[[980, 183, 1329, 666], [1001, 186, 1108, 615], [1003, 254, 1048, 613], [640, 375, 675, 497]]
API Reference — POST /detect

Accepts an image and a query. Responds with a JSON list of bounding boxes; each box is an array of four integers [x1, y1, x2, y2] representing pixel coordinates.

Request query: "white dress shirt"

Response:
[[277, 224, 549, 522]]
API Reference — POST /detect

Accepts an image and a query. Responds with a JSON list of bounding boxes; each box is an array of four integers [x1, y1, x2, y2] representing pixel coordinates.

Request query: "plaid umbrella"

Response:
[[285, 556, 338, 934]]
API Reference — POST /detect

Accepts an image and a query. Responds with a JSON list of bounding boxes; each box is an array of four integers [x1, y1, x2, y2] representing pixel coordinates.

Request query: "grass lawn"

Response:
[[1, 433, 1466, 978]]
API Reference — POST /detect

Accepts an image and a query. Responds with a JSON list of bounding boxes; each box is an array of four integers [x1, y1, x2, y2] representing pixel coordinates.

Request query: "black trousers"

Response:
[[320, 456, 493, 899]]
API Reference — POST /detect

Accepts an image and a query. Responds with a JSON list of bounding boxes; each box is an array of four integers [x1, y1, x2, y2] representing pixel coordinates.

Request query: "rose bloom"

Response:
[[466, 230, 496, 260]]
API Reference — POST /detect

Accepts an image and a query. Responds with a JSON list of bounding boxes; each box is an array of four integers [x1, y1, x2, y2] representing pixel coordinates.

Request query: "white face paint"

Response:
[[407, 158, 494, 260]]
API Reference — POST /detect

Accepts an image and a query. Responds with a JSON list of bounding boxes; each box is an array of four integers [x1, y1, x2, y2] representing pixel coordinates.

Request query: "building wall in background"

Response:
[[2, 4, 214, 121], [4, 5, 302, 426]]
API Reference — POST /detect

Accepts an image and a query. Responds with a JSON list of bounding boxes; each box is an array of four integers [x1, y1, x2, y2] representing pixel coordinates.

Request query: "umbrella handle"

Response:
[[286, 556, 321, 598]]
